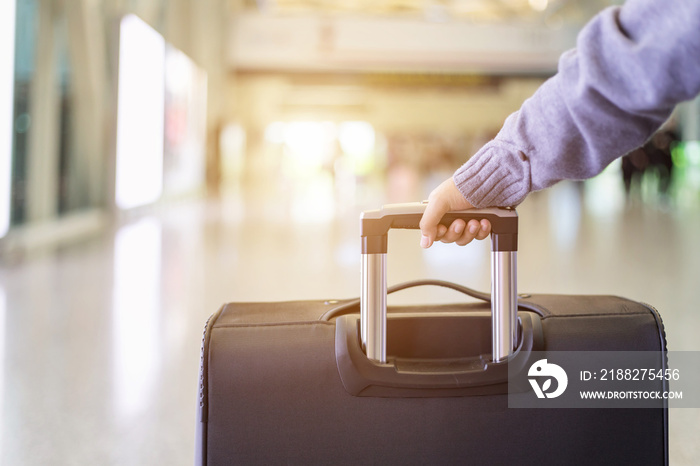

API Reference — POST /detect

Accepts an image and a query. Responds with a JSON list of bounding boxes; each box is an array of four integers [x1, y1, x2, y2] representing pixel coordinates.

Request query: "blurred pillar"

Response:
[[163, 0, 191, 55], [189, 0, 228, 195], [26, 0, 60, 222], [679, 95, 700, 141], [64, 0, 108, 209]]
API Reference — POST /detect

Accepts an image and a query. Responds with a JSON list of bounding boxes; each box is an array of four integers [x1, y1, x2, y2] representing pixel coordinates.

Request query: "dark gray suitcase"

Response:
[[195, 204, 668, 465]]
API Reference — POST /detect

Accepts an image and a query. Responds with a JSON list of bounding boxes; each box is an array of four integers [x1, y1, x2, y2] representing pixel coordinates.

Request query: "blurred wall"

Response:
[[3, 0, 233, 251]]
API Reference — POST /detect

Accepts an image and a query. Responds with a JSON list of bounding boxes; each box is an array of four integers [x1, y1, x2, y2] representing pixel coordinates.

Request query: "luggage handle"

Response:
[[360, 202, 518, 364]]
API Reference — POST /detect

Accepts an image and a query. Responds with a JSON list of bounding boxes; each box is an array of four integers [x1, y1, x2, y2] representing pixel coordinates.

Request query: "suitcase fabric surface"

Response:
[[195, 205, 668, 466]]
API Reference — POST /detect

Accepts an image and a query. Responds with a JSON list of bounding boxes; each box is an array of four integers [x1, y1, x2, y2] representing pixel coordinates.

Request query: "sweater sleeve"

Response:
[[454, 0, 700, 208]]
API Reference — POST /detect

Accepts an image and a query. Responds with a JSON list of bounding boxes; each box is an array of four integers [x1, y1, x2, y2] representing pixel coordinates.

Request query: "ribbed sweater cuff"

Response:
[[452, 140, 531, 208]]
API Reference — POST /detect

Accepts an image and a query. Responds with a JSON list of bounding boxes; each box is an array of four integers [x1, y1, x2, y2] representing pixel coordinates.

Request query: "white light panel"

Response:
[[115, 15, 165, 210]]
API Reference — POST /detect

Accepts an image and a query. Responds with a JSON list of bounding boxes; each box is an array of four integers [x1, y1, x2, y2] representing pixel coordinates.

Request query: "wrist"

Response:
[[453, 140, 531, 208]]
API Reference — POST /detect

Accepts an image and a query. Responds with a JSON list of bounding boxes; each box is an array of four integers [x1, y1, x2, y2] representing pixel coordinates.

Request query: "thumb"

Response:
[[419, 197, 449, 248], [419, 178, 474, 248]]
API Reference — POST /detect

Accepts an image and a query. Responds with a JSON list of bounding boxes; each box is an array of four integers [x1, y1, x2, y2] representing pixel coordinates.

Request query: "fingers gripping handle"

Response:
[[360, 202, 518, 364], [360, 202, 518, 254]]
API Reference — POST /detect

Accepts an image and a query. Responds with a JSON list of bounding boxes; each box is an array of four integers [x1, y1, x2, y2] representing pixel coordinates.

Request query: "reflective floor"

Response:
[[0, 168, 699, 465]]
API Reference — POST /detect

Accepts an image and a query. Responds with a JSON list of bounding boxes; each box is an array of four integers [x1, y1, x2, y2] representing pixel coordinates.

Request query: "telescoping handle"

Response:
[[360, 202, 518, 364]]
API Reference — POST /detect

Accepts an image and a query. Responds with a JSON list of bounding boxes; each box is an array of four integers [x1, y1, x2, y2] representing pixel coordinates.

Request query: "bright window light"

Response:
[[264, 121, 286, 144], [115, 15, 165, 210], [338, 121, 376, 175], [283, 121, 336, 170], [338, 121, 375, 157], [584, 158, 625, 218], [529, 0, 548, 12], [0, 0, 16, 237], [686, 141, 700, 166]]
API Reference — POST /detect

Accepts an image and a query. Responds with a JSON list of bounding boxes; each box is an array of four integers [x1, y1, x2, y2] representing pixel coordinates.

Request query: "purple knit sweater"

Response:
[[454, 0, 700, 208]]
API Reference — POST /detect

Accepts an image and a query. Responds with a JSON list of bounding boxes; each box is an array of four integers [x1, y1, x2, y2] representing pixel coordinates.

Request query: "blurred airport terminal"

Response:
[[1, 0, 699, 464]]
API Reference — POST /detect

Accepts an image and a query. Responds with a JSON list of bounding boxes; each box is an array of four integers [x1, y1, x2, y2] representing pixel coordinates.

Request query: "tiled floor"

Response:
[[0, 170, 698, 465]]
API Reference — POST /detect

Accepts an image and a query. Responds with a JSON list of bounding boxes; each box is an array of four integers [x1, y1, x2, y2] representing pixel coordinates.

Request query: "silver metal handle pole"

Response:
[[491, 251, 517, 362], [361, 253, 387, 363], [360, 203, 518, 365]]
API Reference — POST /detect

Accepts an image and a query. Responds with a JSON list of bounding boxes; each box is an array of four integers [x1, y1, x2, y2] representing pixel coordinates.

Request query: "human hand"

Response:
[[419, 178, 491, 248]]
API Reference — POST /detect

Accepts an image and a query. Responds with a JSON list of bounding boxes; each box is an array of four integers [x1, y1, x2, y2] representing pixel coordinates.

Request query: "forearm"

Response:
[[455, 0, 700, 208]]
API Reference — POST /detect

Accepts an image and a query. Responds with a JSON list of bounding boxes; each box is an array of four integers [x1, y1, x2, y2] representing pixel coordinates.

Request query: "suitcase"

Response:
[[195, 203, 668, 465]]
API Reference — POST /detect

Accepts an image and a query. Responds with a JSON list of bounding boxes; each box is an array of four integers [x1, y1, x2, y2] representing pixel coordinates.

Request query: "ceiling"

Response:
[[228, 0, 621, 74], [243, 0, 617, 25]]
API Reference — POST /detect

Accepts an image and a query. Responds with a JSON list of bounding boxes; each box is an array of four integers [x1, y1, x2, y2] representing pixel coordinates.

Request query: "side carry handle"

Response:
[[360, 202, 518, 364]]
